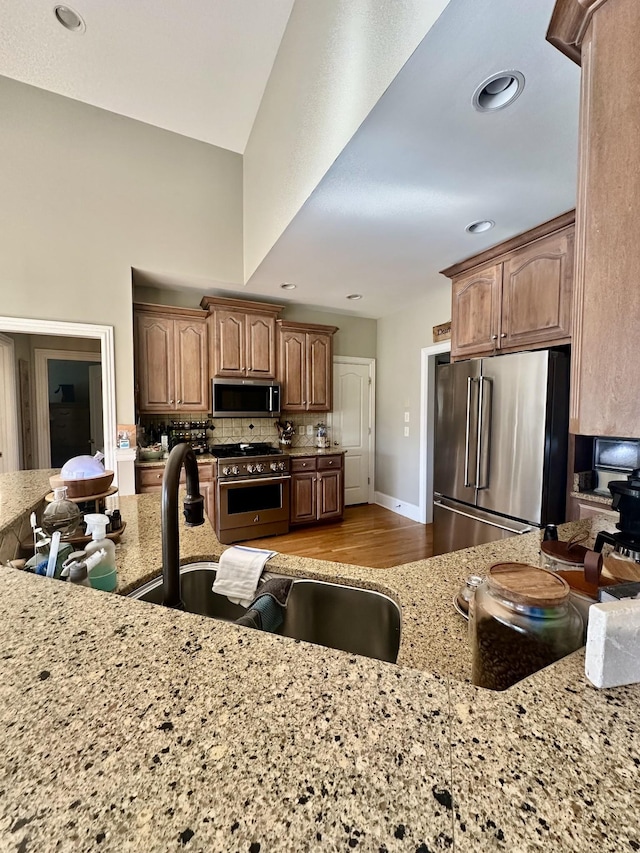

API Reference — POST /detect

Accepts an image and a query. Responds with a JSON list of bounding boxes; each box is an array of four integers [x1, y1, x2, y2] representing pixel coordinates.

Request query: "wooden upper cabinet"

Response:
[[451, 265, 502, 359], [501, 227, 573, 349], [200, 296, 283, 379], [443, 211, 575, 361], [277, 321, 338, 412], [548, 0, 640, 438], [134, 304, 208, 414]]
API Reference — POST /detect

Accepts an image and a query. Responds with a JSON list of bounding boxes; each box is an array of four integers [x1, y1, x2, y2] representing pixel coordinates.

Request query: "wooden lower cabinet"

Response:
[[290, 455, 344, 525], [136, 463, 215, 525]]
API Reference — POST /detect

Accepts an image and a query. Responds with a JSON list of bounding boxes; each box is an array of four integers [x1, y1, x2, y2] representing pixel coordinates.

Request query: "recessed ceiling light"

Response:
[[280, 282, 297, 290], [53, 5, 86, 33], [466, 220, 495, 234], [346, 294, 363, 301], [472, 71, 524, 112]]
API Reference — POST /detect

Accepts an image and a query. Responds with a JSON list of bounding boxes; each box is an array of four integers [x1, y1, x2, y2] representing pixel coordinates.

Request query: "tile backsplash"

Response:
[[141, 414, 334, 449]]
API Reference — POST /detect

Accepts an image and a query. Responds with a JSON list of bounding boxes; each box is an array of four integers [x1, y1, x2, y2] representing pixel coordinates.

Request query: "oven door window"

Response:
[[227, 482, 283, 515]]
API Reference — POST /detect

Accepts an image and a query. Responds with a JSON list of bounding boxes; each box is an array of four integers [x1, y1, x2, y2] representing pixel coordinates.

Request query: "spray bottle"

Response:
[[83, 513, 117, 591], [61, 549, 107, 587]]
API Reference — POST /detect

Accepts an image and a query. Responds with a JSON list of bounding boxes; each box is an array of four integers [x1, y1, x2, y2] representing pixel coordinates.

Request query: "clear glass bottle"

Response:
[[470, 563, 583, 691], [42, 486, 81, 538]]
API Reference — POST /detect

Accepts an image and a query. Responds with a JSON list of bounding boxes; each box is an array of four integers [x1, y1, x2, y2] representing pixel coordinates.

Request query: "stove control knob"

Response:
[[232, 466, 240, 476], [254, 463, 265, 473], [222, 466, 232, 476], [270, 462, 279, 472], [246, 464, 255, 474]]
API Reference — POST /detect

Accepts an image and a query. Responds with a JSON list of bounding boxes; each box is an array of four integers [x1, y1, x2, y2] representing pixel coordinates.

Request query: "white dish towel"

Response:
[[212, 545, 277, 607]]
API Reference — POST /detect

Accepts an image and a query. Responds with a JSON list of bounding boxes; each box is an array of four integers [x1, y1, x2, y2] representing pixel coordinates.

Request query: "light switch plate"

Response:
[[404, 426, 410, 437], [404, 411, 410, 422], [306, 424, 314, 435], [298, 425, 305, 435]]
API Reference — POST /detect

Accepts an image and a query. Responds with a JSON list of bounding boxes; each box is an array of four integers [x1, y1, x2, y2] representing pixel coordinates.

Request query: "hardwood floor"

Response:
[[244, 504, 434, 569]]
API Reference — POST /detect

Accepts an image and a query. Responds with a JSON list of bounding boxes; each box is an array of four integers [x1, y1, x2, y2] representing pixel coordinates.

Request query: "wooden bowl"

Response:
[[49, 470, 114, 499]]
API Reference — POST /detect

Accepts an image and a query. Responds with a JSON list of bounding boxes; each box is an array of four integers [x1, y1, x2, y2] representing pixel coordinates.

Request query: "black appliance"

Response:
[[211, 379, 280, 418], [594, 468, 640, 562]]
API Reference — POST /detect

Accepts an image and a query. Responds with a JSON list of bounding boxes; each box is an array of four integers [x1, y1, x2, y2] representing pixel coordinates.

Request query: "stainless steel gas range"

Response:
[[210, 443, 290, 544]]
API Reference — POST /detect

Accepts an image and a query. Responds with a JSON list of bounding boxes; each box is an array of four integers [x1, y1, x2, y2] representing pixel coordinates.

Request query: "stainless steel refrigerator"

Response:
[[433, 349, 569, 555]]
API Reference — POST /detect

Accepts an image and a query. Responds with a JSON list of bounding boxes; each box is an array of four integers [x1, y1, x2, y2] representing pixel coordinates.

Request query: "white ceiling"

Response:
[[246, 0, 581, 318], [1, 0, 581, 319], [0, 0, 294, 153]]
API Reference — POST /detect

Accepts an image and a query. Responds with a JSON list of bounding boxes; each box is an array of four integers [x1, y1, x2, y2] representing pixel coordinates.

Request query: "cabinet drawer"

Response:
[[138, 467, 166, 487], [317, 455, 343, 471], [291, 456, 317, 472], [137, 463, 214, 488]]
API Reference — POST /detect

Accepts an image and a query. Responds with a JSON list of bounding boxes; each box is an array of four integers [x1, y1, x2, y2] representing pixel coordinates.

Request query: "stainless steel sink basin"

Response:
[[128, 562, 401, 663]]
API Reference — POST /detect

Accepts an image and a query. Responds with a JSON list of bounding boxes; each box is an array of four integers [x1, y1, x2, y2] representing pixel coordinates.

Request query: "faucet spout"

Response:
[[161, 444, 204, 608]]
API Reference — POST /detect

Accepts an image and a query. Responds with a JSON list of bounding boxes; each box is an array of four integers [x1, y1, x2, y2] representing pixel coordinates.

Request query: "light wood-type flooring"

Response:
[[245, 504, 434, 569]]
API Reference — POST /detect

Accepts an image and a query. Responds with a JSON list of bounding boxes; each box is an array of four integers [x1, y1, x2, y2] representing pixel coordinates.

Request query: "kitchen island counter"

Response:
[[1, 487, 638, 852]]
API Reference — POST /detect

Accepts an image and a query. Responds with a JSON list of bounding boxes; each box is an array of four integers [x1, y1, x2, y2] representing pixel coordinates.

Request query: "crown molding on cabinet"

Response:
[[547, 0, 609, 64]]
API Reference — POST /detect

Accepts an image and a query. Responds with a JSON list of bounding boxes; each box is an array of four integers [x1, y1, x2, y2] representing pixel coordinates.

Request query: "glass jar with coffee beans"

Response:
[[470, 562, 583, 691]]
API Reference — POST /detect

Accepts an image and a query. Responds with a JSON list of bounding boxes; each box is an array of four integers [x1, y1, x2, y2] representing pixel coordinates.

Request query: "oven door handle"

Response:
[[219, 475, 291, 487]]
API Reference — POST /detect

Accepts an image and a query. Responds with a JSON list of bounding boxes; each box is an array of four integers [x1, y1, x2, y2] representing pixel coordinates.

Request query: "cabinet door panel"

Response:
[[175, 319, 208, 411], [246, 315, 276, 378], [291, 471, 317, 524], [317, 470, 344, 520], [136, 315, 174, 412], [306, 332, 333, 411], [502, 229, 573, 349], [215, 310, 245, 376], [280, 331, 306, 411], [451, 265, 502, 359]]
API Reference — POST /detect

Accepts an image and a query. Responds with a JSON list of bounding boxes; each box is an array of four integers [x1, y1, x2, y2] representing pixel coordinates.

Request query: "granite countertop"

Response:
[[1, 479, 638, 851], [0, 468, 58, 531], [135, 447, 345, 469], [571, 489, 616, 507]]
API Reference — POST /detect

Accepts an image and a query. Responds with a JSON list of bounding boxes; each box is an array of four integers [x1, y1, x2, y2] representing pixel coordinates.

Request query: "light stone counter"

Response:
[[1, 477, 638, 852]]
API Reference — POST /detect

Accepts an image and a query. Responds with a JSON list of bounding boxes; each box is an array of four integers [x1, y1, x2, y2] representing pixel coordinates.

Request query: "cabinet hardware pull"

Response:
[[491, 335, 498, 340], [500, 333, 507, 339]]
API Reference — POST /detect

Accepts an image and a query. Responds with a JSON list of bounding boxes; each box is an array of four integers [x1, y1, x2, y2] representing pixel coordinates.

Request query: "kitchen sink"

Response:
[[128, 562, 401, 663]]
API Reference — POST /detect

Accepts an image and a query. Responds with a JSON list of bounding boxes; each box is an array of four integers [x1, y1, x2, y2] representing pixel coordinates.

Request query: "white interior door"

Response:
[[0, 334, 20, 473], [333, 358, 375, 505], [88, 364, 104, 455]]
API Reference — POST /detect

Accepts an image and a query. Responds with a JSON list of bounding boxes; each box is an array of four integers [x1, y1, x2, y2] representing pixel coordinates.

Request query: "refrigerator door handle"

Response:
[[476, 376, 492, 489], [464, 377, 474, 487], [433, 500, 534, 535]]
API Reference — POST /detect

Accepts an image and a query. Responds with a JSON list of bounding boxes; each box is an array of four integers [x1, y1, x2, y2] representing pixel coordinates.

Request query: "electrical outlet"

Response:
[[404, 426, 410, 437], [306, 424, 314, 435], [298, 425, 305, 435], [404, 411, 410, 423]]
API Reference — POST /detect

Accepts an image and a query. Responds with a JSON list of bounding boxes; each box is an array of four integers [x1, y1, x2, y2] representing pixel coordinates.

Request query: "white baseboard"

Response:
[[374, 492, 422, 523]]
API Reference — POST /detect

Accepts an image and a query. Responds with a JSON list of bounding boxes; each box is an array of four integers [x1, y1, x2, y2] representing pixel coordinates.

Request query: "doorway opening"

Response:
[[35, 350, 103, 467], [0, 316, 116, 477], [419, 340, 452, 524]]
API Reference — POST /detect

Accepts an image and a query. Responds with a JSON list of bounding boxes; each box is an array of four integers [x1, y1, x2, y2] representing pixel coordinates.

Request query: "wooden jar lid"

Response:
[[488, 562, 570, 606]]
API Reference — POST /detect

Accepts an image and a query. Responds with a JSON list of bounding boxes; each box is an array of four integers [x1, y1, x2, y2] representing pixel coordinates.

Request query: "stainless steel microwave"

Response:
[[211, 378, 281, 418]]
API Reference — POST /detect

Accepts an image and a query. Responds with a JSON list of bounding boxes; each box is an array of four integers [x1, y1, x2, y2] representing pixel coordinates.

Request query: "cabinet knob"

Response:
[[328, 460, 333, 465], [302, 462, 307, 467], [169, 399, 174, 404], [491, 335, 498, 341], [500, 333, 507, 339], [177, 399, 182, 404], [156, 474, 162, 479]]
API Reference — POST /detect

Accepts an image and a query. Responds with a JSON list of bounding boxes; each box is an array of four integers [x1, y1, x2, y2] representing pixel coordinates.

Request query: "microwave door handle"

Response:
[[268, 386, 275, 411]]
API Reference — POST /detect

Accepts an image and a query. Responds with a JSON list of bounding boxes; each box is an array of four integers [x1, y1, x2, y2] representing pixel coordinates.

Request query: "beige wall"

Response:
[[243, 0, 449, 280], [0, 76, 243, 423], [376, 280, 451, 506], [133, 284, 377, 359]]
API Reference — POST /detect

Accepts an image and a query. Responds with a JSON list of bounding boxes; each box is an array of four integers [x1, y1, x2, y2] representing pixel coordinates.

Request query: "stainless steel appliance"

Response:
[[433, 349, 569, 555], [211, 379, 281, 418], [211, 442, 290, 544]]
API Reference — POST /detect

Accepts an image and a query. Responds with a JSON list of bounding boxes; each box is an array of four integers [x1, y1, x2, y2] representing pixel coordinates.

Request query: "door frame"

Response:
[[333, 355, 376, 505], [0, 317, 116, 477], [419, 340, 452, 524], [34, 348, 101, 468], [0, 333, 21, 472]]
